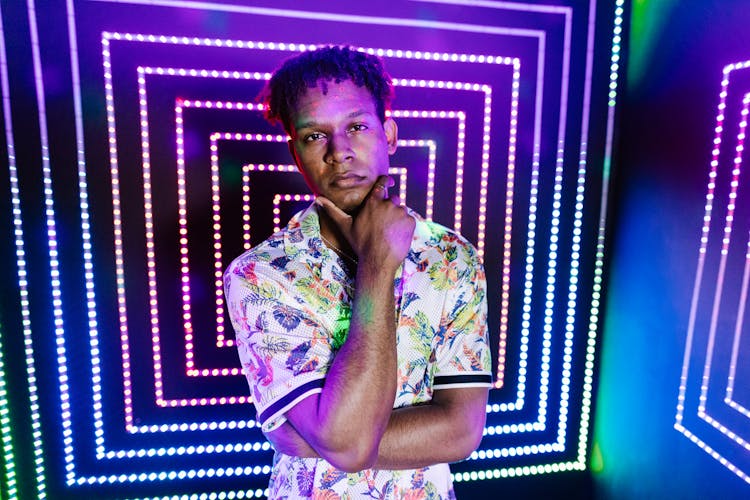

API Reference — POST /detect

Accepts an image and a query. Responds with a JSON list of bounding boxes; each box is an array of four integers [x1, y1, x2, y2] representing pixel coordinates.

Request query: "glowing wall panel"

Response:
[[0, 0, 624, 497], [677, 60, 750, 485]]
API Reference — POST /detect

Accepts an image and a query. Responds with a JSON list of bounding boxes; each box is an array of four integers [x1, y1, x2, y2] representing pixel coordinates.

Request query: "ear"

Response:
[[384, 118, 398, 155]]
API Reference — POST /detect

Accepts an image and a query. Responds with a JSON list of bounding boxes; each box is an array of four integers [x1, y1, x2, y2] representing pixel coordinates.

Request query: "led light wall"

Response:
[[594, 1, 750, 498], [0, 1, 623, 498]]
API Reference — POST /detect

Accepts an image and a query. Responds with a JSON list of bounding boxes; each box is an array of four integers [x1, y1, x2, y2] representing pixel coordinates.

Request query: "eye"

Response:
[[349, 123, 368, 133], [303, 132, 326, 143]]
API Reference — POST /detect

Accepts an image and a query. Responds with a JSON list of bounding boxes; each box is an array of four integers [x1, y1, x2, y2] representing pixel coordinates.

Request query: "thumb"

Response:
[[315, 196, 353, 233]]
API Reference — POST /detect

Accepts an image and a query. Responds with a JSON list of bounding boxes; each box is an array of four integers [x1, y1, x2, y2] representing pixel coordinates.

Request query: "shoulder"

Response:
[[413, 218, 482, 264], [225, 204, 316, 280], [224, 230, 290, 284]]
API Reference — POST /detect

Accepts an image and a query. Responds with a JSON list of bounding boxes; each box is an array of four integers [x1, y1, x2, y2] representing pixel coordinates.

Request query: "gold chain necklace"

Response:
[[320, 232, 358, 265]]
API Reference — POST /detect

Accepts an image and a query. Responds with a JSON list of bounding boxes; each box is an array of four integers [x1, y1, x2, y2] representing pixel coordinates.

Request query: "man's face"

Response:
[[288, 79, 398, 214]]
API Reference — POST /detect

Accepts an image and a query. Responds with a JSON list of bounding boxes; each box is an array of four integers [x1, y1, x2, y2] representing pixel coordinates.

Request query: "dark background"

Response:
[[0, 0, 749, 498]]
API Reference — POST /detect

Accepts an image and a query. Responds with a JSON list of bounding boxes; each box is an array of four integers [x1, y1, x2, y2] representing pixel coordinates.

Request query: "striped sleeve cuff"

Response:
[[257, 378, 325, 432], [433, 373, 493, 389]]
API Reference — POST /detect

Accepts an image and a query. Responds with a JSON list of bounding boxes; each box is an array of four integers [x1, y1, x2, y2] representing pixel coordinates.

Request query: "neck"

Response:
[[317, 207, 356, 260]]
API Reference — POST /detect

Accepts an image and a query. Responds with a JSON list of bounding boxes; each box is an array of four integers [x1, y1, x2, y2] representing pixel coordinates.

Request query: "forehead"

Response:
[[292, 79, 378, 123]]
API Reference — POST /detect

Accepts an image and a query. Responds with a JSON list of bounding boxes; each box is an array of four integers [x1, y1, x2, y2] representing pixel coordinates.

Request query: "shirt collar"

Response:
[[282, 202, 432, 256]]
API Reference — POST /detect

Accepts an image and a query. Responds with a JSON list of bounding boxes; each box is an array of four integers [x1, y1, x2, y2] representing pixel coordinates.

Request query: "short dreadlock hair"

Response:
[[261, 45, 394, 134]]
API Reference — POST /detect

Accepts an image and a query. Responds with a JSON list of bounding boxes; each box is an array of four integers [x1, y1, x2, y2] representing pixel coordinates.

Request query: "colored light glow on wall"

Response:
[[24, 0, 56, 494], [725, 233, 750, 418], [1, 3, 23, 498], [676, 60, 750, 484], [108, 33, 558, 469], [475, 0, 620, 476], [100, 52, 511, 467], [0, 0, 621, 494], [0, 319, 17, 499], [580, 0, 624, 467], [696, 93, 749, 452], [98, 14, 571, 482]]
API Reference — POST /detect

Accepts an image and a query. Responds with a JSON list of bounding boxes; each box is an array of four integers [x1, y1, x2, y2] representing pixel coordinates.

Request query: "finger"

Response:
[[383, 175, 396, 199], [315, 196, 353, 232], [368, 175, 395, 201]]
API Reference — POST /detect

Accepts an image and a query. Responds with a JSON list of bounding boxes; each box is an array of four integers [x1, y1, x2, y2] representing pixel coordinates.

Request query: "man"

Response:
[[224, 45, 492, 499]]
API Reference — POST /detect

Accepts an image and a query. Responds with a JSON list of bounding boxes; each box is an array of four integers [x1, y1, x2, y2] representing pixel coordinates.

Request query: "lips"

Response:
[[330, 172, 367, 189]]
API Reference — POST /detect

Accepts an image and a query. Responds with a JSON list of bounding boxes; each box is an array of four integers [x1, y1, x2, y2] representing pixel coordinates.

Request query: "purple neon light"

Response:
[[114, 37, 538, 457], [104, 38, 530, 472], [677, 62, 750, 485], [694, 94, 750, 452], [725, 233, 750, 418], [47, 3, 612, 480], [104, 35, 533, 450]]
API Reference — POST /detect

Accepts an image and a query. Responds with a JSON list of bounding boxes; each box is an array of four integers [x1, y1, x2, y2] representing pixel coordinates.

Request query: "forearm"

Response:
[[286, 264, 398, 470], [374, 389, 488, 469], [283, 177, 415, 470], [271, 387, 489, 470], [316, 266, 398, 436]]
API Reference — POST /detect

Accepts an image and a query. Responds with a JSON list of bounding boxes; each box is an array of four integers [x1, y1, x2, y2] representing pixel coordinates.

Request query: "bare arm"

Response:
[[281, 176, 415, 472], [266, 386, 489, 469], [374, 386, 488, 468]]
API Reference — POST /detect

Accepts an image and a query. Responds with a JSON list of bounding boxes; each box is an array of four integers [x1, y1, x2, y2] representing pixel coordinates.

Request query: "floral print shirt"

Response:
[[224, 204, 492, 499]]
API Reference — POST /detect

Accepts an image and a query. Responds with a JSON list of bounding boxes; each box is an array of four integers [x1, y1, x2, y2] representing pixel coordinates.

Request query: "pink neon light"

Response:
[[210, 132, 291, 350], [107, 36, 531, 446], [693, 95, 750, 453], [677, 62, 750, 484], [176, 100, 267, 372], [240, 163, 299, 252], [69, 0, 611, 472], [725, 233, 750, 416]]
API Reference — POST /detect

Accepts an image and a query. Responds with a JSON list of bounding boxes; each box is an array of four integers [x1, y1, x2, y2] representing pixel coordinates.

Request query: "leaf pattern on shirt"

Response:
[[240, 280, 280, 308], [426, 249, 459, 290], [270, 255, 291, 271], [404, 310, 434, 360], [224, 205, 489, 499], [401, 291, 419, 311], [331, 303, 351, 350], [295, 274, 342, 314], [285, 341, 318, 375], [273, 303, 303, 331], [320, 468, 347, 489], [461, 343, 484, 371], [296, 466, 314, 496]]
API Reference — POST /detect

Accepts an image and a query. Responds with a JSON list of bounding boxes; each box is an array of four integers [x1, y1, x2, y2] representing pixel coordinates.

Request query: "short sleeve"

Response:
[[224, 259, 334, 432], [433, 241, 493, 389]]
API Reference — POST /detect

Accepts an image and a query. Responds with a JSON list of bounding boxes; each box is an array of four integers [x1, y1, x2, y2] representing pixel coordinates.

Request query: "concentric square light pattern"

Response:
[[3, 0, 623, 496], [676, 61, 750, 485]]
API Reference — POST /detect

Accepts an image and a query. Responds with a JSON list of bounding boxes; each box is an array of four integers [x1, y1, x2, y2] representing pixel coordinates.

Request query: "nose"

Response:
[[324, 131, 354, 165]]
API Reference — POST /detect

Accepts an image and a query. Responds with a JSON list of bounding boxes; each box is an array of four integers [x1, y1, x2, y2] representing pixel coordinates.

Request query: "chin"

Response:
[[334, 193, 367, 214]]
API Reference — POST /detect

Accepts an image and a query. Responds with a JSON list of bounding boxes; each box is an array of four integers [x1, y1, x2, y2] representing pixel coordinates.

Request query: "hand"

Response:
[[265, 422, 320, 458], [317, 175, 415, 271]]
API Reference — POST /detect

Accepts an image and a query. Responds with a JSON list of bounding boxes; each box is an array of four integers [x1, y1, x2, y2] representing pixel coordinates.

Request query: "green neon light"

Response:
[[0, 318, 18, 499], [627, 0, 678, 91]]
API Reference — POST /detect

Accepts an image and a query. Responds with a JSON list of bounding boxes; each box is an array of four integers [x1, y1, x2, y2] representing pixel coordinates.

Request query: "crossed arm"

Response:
[[262, 176, 489, 472], [268, 385, 488, 471]]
